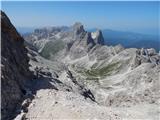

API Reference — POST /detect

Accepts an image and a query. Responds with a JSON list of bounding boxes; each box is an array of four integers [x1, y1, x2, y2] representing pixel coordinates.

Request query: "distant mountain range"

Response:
[[18, 27, 160, 52]]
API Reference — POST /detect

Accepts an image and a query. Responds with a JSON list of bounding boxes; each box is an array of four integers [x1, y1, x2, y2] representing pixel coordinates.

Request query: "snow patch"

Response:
[[91, 32, 98, 39]]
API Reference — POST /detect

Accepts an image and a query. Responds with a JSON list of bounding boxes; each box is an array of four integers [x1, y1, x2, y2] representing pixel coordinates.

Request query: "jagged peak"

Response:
[[72, 22, 85, 35], [73, 22, 83, 28], [91, 29, 104, 45]]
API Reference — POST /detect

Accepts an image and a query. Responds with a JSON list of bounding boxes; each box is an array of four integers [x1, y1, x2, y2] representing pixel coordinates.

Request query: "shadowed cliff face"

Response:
[[1, 11, 32, 120]]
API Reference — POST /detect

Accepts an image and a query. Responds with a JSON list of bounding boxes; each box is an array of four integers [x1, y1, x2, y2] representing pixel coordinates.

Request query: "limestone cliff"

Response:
[[1, 11, 32, 120]]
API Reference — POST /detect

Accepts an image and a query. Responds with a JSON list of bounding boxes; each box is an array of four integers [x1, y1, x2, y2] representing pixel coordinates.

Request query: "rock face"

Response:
[[134, 48, 160, 67], [68, 23, 104, 59], [91, 30, 105, 45], [1, 11, 31, 120], [73, 22, 85, 35]]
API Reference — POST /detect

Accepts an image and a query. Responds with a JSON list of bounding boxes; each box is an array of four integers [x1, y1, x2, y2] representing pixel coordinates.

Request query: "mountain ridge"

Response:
[[23, 26, 160, 52]]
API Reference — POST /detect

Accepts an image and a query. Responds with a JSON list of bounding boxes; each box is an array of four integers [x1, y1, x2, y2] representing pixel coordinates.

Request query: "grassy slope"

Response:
[[72, 62, 120, 81], [40, 40, 65, 59]]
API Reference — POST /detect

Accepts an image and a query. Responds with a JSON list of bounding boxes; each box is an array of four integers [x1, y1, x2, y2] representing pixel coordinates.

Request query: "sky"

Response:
[[1, 1, 160, 35]]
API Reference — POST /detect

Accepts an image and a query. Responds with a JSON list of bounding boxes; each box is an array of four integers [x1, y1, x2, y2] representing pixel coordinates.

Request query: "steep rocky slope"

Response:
[[1, 11, 32, 120]]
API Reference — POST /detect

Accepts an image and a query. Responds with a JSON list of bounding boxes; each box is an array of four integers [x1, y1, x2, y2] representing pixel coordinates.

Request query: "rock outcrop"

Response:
[[1, 11, 32, 120], [134, 48, 160, 67], [73, 22, 85, 36], [91, 30, 105, 45], [64, 23, 105, 59]]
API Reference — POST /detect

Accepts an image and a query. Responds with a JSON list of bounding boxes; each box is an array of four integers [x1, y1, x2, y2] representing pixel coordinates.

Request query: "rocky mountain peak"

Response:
[[73, 22, 85, 35], [71, 23, 105, 46], [91, 29, 105, 45]]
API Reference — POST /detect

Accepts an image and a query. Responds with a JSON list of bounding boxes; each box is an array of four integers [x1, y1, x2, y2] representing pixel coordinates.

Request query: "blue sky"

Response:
[[1, 1, 160, 35]]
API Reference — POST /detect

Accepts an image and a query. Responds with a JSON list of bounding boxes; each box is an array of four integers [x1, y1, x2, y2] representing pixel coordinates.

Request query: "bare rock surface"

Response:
[[24, 52, 160, 120], [1, 11, 32, 120]]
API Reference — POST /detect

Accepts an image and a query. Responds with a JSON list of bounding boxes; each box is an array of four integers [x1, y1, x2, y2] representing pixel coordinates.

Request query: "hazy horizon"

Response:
[[2, 1, 160, 35]]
